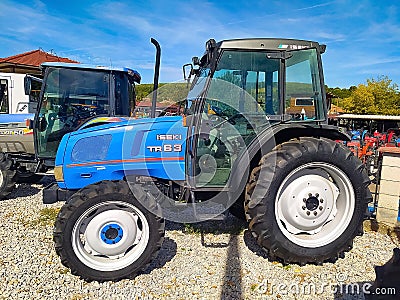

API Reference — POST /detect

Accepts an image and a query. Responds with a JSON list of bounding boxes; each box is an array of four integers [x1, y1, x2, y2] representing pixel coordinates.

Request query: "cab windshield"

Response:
[[187, 47, 325, 123]]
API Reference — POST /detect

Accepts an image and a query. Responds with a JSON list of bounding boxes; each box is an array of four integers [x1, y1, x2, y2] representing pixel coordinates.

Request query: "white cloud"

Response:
[[346, 57, 400, 68], [295, 1, 335, 11]]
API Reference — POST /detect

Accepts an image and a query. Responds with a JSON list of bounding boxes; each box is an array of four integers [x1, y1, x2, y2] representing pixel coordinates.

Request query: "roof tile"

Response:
[[0, 49, 78, 66]]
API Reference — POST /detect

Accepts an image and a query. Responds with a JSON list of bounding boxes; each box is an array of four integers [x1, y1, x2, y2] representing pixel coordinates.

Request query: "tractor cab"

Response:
[[183, 38, 329, 187], [32, 63, 141, 162]]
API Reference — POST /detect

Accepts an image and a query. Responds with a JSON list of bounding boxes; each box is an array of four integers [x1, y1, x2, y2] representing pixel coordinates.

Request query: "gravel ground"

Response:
[[0, 180, 399, 300]]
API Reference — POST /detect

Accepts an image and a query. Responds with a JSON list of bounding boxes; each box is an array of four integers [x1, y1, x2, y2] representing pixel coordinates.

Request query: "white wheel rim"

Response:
[[275, 162, 355, 248], [0, 170, 3, 187], [71, 201, 150, 271]]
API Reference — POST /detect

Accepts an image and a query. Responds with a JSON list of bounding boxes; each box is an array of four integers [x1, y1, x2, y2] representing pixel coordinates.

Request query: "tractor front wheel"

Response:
[[54, 180, 165, 282], [245, 137, 371, 265]]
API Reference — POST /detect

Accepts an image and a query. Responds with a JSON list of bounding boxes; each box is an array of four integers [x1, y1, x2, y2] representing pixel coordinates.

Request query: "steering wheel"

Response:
[[211, 113, 245, 128]]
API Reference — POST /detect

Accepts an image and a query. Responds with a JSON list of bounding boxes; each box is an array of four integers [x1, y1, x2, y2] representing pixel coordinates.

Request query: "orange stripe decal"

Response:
[[67, 156, 184, 168]]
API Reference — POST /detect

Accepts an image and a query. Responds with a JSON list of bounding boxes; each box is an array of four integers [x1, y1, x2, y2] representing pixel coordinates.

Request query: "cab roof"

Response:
[[217, 38, 325, 53], [40, 62, 141, 83]]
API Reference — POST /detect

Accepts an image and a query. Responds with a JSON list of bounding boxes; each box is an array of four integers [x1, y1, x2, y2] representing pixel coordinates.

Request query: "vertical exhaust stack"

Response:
[[151, 38, 161, 118]]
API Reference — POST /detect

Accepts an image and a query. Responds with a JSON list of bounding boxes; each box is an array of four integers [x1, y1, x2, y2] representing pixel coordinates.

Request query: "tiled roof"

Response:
[[0, 49, 78, 67]]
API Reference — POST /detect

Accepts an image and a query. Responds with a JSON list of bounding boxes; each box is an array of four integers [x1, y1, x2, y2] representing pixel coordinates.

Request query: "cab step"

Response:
[[195, 213, 226, 221]]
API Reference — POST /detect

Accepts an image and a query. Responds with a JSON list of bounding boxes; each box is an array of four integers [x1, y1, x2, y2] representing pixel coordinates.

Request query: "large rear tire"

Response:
[[0, 153, 16, 199], [54, 180, 165, 282], [245, 137, 371, 265]]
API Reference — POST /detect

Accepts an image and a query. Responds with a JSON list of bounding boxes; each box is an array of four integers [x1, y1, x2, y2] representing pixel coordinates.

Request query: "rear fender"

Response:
[[228, 123, 351, 203]]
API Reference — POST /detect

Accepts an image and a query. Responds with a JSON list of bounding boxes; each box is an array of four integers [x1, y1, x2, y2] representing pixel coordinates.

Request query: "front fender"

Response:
[[55, 133, 71, 189]]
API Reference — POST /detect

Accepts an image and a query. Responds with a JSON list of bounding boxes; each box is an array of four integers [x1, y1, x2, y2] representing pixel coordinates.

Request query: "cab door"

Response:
[[190, 50, 281, 188]]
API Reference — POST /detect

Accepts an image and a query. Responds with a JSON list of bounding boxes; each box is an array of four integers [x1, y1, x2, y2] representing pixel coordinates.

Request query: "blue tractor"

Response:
[[48, 38, 371, 281]]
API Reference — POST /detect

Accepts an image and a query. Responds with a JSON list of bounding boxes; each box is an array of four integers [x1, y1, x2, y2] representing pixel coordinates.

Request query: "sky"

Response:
[[0, 0, 399, 88]]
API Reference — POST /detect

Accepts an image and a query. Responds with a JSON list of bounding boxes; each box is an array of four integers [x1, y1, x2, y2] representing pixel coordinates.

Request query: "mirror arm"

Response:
[[182, 63, 193, 81]]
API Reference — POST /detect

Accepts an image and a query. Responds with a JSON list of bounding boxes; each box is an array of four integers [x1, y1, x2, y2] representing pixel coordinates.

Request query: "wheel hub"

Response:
[[100, 223, 123, 245], [84, 209, 138, 257], [278, 174, 339, 235], [305, 196, 319, 211]]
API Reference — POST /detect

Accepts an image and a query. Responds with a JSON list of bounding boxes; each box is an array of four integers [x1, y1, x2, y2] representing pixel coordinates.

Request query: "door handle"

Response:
[[80, 173, 92, 178]]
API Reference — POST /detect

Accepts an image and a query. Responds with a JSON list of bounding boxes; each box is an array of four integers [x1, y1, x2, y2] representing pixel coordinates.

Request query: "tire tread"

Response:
[[245, 137, 370, 265], [54, 180, 165, 282]]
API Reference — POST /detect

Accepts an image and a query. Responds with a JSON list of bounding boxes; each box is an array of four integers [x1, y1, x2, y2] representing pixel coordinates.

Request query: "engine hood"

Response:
[[73, 115, 184, 136]]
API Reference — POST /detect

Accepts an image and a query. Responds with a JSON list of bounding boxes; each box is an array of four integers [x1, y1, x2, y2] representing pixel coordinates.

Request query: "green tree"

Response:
[[343, 76, 400, 114], [342, 84, 377, 113], [326, 86, 352, 99], [135, 84, 154, 101]]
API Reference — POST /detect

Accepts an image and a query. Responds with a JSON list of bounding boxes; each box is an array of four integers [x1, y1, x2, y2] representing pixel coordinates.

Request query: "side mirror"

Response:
[[24, 76, 32, 95], [182, 63, 193, 82], [206, 39, 216, 52]]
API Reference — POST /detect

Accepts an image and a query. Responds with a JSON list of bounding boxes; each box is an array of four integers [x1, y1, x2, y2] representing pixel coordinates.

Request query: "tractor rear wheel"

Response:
[[54, 180, 165, 282], [245, 137, 371, 265], [0, 153, 16, 199]]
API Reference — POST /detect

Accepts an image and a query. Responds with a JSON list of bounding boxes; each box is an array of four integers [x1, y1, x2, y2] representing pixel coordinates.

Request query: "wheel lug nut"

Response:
[[308, 193, 312, 197], [303, 198, 306, 202], [315, 193, 319, 198], [320, 199, 324, 203], [319, 206, 323, 211], [314, 211, 318, 216], [306, 211, 310, 216], [302, 206, 306, 210]]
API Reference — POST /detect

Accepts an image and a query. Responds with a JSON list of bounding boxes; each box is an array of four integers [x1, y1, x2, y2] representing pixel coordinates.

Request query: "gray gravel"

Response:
[[0, 180, 398, 300]]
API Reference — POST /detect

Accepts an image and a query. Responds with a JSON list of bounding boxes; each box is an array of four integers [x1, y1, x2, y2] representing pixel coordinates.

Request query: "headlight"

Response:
[[54, 166, 64, 182]]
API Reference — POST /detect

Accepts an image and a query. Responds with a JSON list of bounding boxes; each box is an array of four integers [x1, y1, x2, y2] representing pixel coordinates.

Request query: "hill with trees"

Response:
[[136, 83, 189, 103]]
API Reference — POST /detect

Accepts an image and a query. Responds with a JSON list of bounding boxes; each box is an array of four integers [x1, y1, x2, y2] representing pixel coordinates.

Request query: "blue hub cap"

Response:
[[100, 223, 123, 244]]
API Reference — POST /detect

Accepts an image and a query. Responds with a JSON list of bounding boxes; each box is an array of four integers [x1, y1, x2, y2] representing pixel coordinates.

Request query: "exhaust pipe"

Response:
[[151, 38, 161, 118]]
